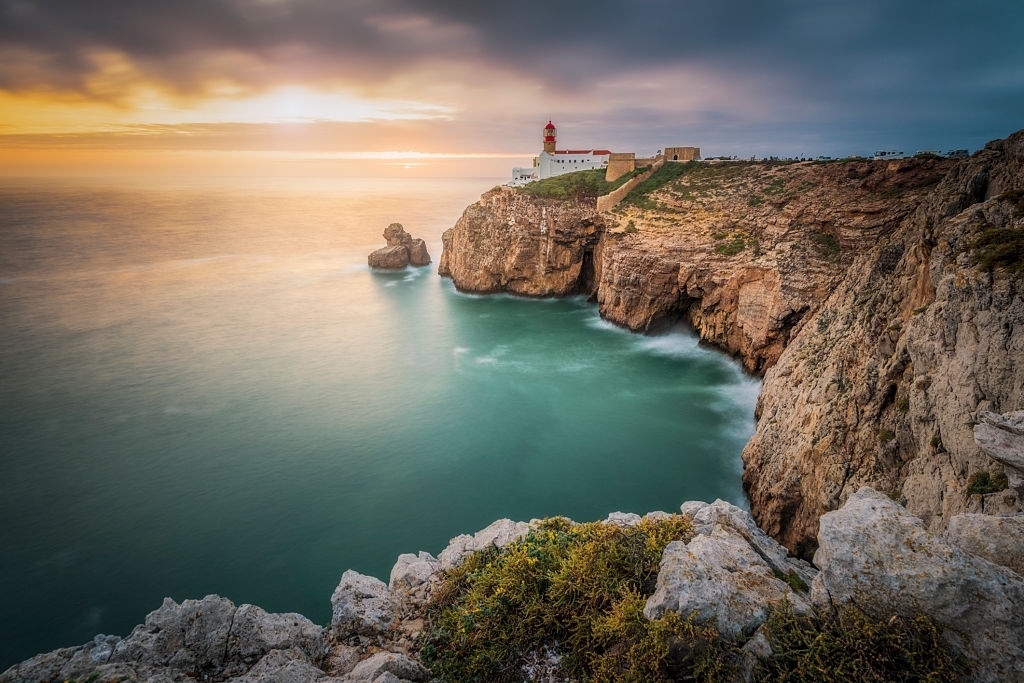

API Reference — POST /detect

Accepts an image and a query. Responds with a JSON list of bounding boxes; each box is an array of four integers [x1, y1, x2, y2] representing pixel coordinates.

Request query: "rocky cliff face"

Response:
[[439, 133, 1024, 556], [743, 134, 1024, 556]]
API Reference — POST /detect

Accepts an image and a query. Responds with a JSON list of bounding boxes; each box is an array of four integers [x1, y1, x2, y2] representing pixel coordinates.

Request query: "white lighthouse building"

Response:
[[509, 121, 611, 186]]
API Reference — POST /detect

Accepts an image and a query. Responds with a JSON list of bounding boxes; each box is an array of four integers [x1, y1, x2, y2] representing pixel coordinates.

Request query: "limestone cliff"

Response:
[[439, 132, 1024, 556], [743, 134, 1024, 556]]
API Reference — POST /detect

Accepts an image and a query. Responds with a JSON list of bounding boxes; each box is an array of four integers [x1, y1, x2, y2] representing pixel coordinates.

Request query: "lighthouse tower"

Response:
[[543, 121, 557, 154]]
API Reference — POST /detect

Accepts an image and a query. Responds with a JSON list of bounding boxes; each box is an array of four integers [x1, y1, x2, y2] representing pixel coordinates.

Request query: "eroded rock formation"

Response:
[[368, 223, 431, 269]]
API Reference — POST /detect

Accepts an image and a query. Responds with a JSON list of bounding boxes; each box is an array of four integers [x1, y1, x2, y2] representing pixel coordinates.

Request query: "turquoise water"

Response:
[[0, 176, 758, 670]]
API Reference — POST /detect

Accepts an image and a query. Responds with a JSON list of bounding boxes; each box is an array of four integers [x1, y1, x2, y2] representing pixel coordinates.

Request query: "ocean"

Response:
[[0, 175, 759, 670]]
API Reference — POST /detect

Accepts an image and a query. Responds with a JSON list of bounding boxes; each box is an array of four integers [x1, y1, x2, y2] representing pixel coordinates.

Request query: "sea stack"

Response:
[[368, 223, 431, 269]]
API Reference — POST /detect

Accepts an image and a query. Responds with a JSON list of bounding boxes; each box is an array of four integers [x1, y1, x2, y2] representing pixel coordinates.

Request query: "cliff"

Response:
[[438, 132, 1024, 556]]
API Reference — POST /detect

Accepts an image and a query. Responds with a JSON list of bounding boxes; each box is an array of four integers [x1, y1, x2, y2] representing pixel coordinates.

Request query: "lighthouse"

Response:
[[543, 121, 557, 154]]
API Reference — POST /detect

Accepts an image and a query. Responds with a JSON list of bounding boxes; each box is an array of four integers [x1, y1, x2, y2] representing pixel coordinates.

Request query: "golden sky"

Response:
[[1, 0, 1021, 177]]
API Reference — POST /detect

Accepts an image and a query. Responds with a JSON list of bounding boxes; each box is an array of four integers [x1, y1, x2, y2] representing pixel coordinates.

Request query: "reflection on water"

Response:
[[0, 177, 759, 669]]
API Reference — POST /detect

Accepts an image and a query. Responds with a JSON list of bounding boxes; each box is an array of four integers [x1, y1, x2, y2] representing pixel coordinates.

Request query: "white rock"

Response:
[[330, 571, 397, 637], [229, 647, 325, 683], [644, 528, 811, 637], [645, 501, 813, 637], [227, 604, 325, 664], [812, 487, 1024, 683], [389, 552, 440, 592], [110, 595, 236, 671], [343, 652, 428, 682], [437, 519, 530, 570], [603, 511, 642, 527], [946, 513, 1024, 574]]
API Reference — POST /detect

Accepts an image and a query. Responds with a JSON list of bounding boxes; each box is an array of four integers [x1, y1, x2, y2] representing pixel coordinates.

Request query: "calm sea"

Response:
[[0, 175, 758, 669]]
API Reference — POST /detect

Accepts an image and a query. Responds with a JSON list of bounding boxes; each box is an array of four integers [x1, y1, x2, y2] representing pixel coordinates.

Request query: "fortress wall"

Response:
[[596, 156, 665, 213], [664, 146, 701, 161], [605, 153, 636, 182]]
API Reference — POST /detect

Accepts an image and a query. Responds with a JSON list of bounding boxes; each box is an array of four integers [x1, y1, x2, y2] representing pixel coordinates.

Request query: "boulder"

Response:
[[975, 410, 1024, 487], [383, 223, 411, 247], [603, 511, 642, 527], [342, 652, 428, 682], [367, 246, 410, 269], [389, 552, 440, 592], [228, 647, 327, 683], [331, 571, 397, 637], [437, 519, 531, 570], [407, 239, 431, 266], [110, 595, 236, 672], [644, 500, 814, 637], [368, 223, 430, 269], [812, 487, 1024, 683], [226, 604, 325, 665], [946, 513, 1024, 574]]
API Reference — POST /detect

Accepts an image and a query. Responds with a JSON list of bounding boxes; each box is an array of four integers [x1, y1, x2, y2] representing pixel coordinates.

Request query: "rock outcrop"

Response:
[[439, 130, 1024, 557], [368, 223, 431, 269], [812, 487, 1024, 683], [6, 492, 1024, 681], [645, 499, 815, 637]]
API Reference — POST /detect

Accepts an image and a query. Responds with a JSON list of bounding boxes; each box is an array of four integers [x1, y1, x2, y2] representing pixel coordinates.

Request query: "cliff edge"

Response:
[[439, 131, 1024, 556]]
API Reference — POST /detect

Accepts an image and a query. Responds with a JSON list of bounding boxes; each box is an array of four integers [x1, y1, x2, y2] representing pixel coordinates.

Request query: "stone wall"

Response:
[[595, 156, 664, 213], [605, 152, 636, 182]]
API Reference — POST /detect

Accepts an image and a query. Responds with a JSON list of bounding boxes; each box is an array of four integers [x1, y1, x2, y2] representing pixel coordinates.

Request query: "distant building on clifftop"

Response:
[[508, 121, 700, 187]]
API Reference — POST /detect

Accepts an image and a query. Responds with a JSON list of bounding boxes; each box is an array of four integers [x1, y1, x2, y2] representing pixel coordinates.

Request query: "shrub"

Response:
[[755, 604, 967, 682], [967, 470, 1009, 495], [878, 428, 896, 443], [421, 516, 739, 682], [623, 220, 638, 234], [810, 232, 841, 260], [971, 226, 1024, 273], [715, 238, 746, 256]]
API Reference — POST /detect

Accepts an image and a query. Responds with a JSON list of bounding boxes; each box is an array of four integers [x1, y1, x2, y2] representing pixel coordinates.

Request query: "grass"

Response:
[[971, 226, 1024, 273], [715, 238, 746, 256], [421, 516, 738, 682], [809, 232, 841, 260], [966, 470, 1009, 495], [520, 169, 633, 201], [754, 604, 968, 682]]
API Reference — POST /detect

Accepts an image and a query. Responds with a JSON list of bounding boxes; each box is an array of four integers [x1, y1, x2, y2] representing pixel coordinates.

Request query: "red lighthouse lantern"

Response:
[[543, 121, 557, 153]]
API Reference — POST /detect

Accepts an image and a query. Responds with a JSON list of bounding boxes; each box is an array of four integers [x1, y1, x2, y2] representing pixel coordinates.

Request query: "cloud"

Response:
[[0, 0, 1021, 155]]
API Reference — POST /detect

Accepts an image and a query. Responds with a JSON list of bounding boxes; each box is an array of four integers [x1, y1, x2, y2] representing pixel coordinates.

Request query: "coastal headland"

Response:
[[4, 130, 1024, 682]]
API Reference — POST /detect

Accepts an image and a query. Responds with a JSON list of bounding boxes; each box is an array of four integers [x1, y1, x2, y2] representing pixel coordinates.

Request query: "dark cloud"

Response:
[[1, 0, 1022, 153]]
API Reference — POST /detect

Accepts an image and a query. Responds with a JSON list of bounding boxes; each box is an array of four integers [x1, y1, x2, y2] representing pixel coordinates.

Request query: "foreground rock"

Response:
[[368, 223, 431, 269], [813, 487, 1024, 683], [5, 494, 1024, 681], [646, 499, 816, 637]]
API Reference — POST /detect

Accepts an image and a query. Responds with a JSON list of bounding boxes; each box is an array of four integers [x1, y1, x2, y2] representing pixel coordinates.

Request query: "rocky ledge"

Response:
[[439, 129, 1024, 558], [4, 491, 1022, 682]]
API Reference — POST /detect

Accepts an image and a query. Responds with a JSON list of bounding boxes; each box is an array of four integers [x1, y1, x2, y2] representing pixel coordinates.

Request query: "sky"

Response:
[[1, 0, 1023, 177]]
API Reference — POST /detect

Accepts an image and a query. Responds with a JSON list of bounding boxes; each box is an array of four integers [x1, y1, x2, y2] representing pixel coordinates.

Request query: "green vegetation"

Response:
[[619, 161, 746, 210], [967, 470, 1009, 495], [422, 517, 965, 682], [421, 516, 738, 682], [755, 604, 967, 683], [715, 238, 746, 256], [521, 169, 632, 201], [971, 226, 1024, 273], [749, 194, 764, 207], [877, 428, 896, 443], [772, 568, 809, 593], [623, 220, 638, 234], [809, 231, 841, 260]]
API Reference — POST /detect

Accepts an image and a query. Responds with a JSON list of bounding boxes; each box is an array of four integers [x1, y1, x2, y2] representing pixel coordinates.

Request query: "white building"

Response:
[[509, 121, 611, 186]]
